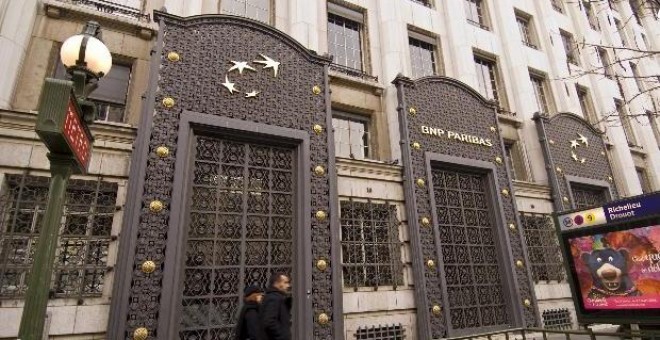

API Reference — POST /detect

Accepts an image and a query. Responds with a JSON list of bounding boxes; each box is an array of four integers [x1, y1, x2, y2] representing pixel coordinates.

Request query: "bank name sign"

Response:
[[420, 125, 493, 147]]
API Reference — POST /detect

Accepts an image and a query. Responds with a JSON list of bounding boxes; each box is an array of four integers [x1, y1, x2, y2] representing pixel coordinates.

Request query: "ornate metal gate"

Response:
[[432, 169, 508, 331], [179, 136, 295, 339]]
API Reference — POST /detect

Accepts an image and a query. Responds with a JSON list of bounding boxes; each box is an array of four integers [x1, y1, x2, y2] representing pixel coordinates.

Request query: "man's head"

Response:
[[268, 272, 291, 293], [244, 285, 264, 302]]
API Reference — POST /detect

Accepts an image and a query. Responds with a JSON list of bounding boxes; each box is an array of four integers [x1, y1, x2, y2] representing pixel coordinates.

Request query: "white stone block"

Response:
[[47, 305, 77, 335], [73, 304, 110, 334]]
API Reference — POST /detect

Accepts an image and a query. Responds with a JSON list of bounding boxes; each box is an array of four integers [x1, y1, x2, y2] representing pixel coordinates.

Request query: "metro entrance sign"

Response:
[[35, 78, 94, 173]]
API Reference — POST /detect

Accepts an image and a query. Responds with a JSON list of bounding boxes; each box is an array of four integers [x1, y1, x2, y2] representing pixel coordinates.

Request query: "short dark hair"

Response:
[[268, 272, 288, 287]]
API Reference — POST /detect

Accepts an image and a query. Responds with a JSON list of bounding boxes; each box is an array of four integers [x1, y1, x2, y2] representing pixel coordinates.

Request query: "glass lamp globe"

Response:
[[60, 34, 112, 78]]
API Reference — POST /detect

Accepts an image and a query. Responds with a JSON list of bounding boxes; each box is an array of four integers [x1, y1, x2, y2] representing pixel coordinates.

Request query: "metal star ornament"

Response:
[[254, 54, 281, 77], [577, 133, 589, 146], [570, 140, 580, 149], [221, 75, 237, 94], [228, 61, 256, 74], [580, 158, 586, 164], [571, 151, 579, 162], [245, 90, 260, 98]]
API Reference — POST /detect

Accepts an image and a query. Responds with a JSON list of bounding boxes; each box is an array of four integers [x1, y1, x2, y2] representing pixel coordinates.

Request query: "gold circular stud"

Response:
[[156, 146, 169, 158], [315, 210, 327, 221], [318, 312, 329, 325], [516, 260, 524, 268], [490, 126, 497, 132], [141, 260, 156, 274], [426, 259, 435, 269], [600, 151, 606, 156], [412, 142, 421, 150], [312, 85, 322, 95], [562, 196, 569, 202], [313, 124, 324, 134], [316, 259, 328, 271], [608, 176, 613, 182], [495, 156, 503, 164], [162, 97, 175, 108], [314, 166, 325, 176], [501, 189, 510, 196], [167, 51, 180, 62], [421, 217, 431, 227], [508, 223, 516, 231], [556, 167, 562, 173], [149, 200, 163, 213], [409, 107, 417, 115], [416, 178, 425, 188], [549, 140, 555, 145], [524, 299, 531, 307], [432, 305, 442, 316], [133, 327, 149, 340]]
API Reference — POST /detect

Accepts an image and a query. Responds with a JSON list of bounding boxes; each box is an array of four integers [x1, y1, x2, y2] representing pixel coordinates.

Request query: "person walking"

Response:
[[260, 272, 292, 340], [235, 285, 264, 340]]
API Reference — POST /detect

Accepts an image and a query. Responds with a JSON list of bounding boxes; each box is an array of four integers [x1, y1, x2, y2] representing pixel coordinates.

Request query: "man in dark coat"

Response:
[[259, 272, 292, 340], [235, 285, 264, 340]]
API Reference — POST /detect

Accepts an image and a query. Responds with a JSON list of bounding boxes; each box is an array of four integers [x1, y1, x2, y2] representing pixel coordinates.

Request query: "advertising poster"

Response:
[[568, 225, 660, 310]]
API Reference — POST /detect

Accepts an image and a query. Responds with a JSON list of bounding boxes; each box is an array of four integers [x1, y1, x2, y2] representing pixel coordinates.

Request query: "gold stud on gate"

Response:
[[523, 299, 532, 307], [495, 156, 503, 164], [141, 260, 156, 274], [416, 178, 425, 188], [316, 259, 328, 271], [156, 146, 169, 158], [421, 217, 431, 227], [313, 124, 324, 134], [167, 51, 180, 62], [490, 126, 497, 133], [133, 327, 148, 340], [314, 165, 325, 176], [432, 305, 442, 316], [549, 140, 555, 145], [318, 313, 329, 325], [556, 167, 562, 174], [162, 97, 175, 108], [149, 200, 163, 213], [409, 107, 417, 115], [501, 189, 510, 196], [412, 142, 421, 150], [508, 223, 516, 232], [315, 210, 327, 221], [516, 260, 524, 268], [426, 259, 435, 269], [312, 85, 322, 95], [562, 196, 569, 203], [608, 176, 613, 182]]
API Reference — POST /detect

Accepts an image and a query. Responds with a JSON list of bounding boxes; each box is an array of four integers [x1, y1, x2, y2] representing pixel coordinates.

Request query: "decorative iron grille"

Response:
[[520, 213, 565, 282], [0, 174, 117, 299], [340, 199, 403, 290], [541, 308, 572, 330], [178, 136, 295, 339], [571, 184, 608, 210], [355, 324, 406, 339], [432, 169, 509, 330], [66, 0, 151, 22]]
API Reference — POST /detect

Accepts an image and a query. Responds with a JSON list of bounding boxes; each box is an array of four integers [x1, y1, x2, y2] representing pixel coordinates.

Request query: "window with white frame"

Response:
[[332, 112, 370, 160], [582, 0, 600, 30], [530, 72, 552, 114], [464, 0, 489, 29], [646, 110, 660, 146], [474, 55, 505, 107], [630, 63, 645, 92], [614, 18, 629, 46], [560, 30, 579, 65], [409, 32, 437, 78], [615, 99, 638, 146], [636, 167, 652, 193], [597, 47, 613, 79], [516, 11, 537, 49], [577, 85, 597, 124], [504, 140, 529, 181], [328, 4, 365, 72], [220, 0, 270, 23]]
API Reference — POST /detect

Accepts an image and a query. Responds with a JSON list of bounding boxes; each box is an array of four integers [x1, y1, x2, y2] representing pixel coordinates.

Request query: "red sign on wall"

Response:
[[62, 98, 92, 171]]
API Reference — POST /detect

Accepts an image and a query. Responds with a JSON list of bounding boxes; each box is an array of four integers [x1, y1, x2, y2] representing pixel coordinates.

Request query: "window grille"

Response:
[[340, 199, 403, 289], [220, 0, 271, 23], [520, 213, 565, 282], [516, 14, 537, 49], [355, 324, 405, 340], [0, 174, 117, 299], [571, 183, 609, 210], [328, 13, 364, 71], [542, 308, 572, 330]]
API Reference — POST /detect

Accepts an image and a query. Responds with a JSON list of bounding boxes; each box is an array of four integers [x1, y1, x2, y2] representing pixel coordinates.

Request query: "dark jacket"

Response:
[[259, 289, 291, 340], [235, 301, 261, 340]]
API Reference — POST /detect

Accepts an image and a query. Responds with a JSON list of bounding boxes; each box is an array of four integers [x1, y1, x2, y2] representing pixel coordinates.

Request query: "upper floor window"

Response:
[[410, 0, 432, 7], [630, 0, 643, 25], [516, 11, 538, 49], [530, 72, 552, 114], [576, 85, 597, 124], [630, 63, 645, 92], [614, 18, 629, 46], [582, 0, 600, 30], [0, 174, 118, 299], [560, 30, 579, 65], [474, 55, 505, 107], [465, 0, 489, 29], [220, 0, 270, 23], [328, 10, 364, 72], [647, 110, 660, 147], [340, 199, 403, 289], [550, 0, 564, 13], [504, 140, 529, 181], [636, 167, 652, 193], [332, 112, 370, 160], [55, 59, 132, 123], [608, 0, 618, 12], [615, 99, 638, 146], [409, 33, 437, 78], [597, 47, 614, 79]]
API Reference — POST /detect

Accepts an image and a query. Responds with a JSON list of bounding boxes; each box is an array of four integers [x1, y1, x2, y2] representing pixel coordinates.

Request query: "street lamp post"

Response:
[[18, 21, 111, 340]]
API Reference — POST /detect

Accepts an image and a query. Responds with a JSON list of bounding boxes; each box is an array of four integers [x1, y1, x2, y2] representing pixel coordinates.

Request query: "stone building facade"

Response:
[[0, 0, 658, 339]]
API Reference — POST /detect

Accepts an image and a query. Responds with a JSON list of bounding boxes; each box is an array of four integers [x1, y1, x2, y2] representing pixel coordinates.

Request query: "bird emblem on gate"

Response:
[[568, 132, 589, 164], [221, 54, 281, 99]]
